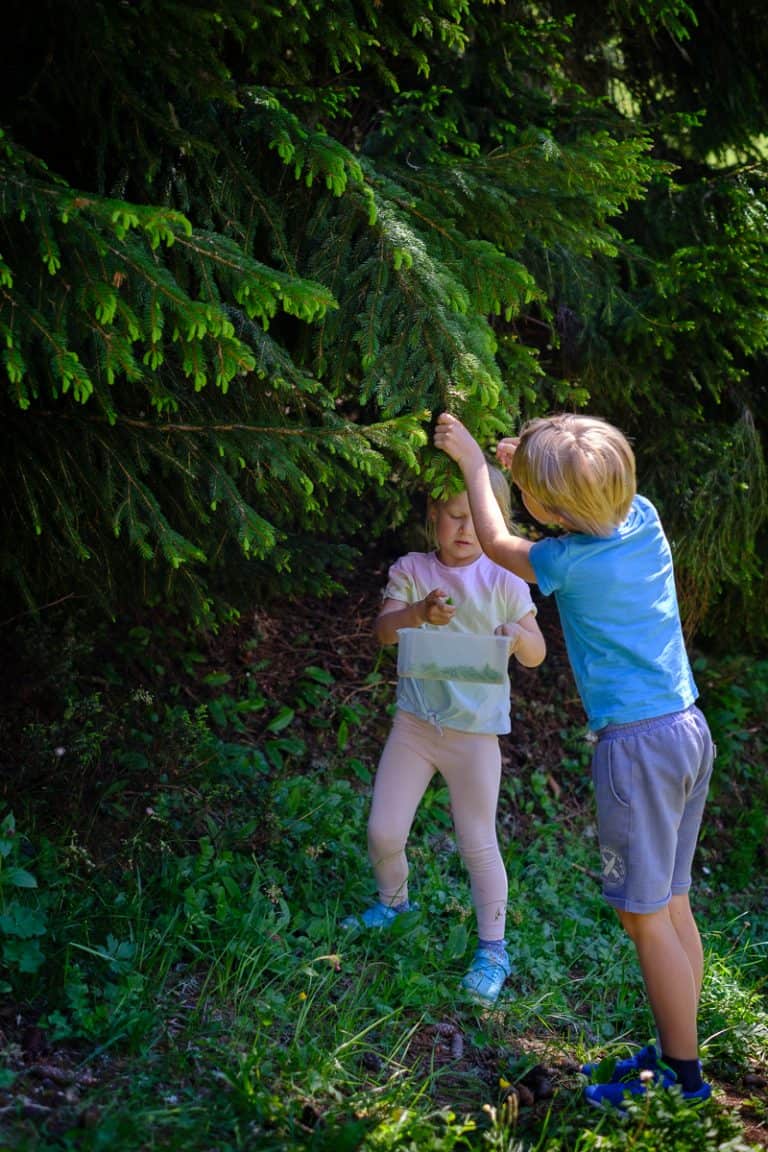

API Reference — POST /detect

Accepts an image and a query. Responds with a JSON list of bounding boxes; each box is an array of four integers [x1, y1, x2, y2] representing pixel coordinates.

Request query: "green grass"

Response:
[[3, 770, 766, 1151], [0, 623, 766, 1151]]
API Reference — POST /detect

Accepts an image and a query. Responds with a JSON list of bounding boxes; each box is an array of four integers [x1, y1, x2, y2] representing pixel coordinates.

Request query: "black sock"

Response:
[[661, 1054, 703, 1093]]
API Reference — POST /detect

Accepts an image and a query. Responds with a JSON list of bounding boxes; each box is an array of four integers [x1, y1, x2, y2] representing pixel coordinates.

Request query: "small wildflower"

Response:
[[54, 746, 66, 757], [315, 953, 342, 972], [265, 883, 283, 904], [298, 991, 307, 1001], [444, 897, 472, 921], [499, 1077, 511, 1089], [500, 1091, 518, 1125], [639, 1069, 654, 1084]]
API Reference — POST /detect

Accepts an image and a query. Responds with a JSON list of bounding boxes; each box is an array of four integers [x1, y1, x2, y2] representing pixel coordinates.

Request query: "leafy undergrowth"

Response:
[[0, 559, 766, 1150]]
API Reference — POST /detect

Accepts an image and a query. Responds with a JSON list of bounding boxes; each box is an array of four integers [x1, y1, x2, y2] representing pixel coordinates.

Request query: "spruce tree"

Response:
[[1, 1, 765, 643]]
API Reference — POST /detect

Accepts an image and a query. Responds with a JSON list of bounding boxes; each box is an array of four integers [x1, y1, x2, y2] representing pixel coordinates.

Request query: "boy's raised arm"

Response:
[[434, 413, 537, 584]]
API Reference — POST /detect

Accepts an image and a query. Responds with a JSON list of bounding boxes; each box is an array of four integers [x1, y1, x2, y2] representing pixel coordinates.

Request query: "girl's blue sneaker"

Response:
[[581, 1043, 659, 1082], [340, 900, 415, 931], [460, 944, 511, 1004]]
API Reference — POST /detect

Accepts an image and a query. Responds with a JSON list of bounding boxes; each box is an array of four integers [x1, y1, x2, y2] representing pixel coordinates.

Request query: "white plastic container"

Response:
[[397, 628, 510, 684]]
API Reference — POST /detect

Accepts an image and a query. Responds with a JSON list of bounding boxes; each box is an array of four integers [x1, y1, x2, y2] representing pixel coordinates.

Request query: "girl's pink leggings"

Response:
[[367, 708, 508, 941]]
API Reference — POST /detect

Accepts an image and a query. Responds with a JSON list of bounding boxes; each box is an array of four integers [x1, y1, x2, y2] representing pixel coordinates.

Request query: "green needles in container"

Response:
[[397, 628, 510, 684]]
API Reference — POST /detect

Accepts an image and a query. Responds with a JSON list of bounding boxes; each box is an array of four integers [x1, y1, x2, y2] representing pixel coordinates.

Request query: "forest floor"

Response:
[[1, 555, 767, 1148]]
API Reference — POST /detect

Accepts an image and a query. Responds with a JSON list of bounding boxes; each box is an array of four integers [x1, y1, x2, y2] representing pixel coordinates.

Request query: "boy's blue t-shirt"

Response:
[[529, 495, 697, 731]]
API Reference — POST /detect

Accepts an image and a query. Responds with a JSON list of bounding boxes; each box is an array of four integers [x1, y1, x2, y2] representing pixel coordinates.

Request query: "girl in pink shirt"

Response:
[[342, 466, 545, 1004]]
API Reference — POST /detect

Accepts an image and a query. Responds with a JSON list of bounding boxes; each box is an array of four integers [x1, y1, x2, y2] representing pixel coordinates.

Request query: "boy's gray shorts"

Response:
[[591, 705, 714, 913]]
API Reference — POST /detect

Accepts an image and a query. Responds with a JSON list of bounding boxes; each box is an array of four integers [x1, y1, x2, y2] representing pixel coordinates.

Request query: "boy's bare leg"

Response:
[[668, 892, 704, 1004], [618, 904, 700, 1060]]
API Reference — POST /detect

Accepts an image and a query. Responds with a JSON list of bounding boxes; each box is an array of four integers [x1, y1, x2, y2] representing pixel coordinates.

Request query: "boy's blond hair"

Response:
[[425, 461, 513, 547], [510, 414, 636, 537]]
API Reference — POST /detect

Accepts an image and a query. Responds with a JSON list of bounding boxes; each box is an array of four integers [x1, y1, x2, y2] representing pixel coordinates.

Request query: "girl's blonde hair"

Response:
[[425, 461, 513, 547], [510, 414, 636, 536]]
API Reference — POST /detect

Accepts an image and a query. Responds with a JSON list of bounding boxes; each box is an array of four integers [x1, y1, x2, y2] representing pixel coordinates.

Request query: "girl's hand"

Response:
[[422, 588, 456, 626], [495, 612, 546, 668], [433, 413, 485, 469], [495, 621, 522, 651], [495, 437, 519, 469]]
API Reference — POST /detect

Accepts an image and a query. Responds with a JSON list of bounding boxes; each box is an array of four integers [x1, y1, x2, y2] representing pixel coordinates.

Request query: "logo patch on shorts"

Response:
[[600, 847, 626, 886]]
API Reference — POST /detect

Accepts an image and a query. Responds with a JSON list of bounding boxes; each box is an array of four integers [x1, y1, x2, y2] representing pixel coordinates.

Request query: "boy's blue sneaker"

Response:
[[340, 901, 414, 931], [581, 1043, 659, 1082], [460, 945, 512, 1005], [584, 1065, 712, 1111]]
